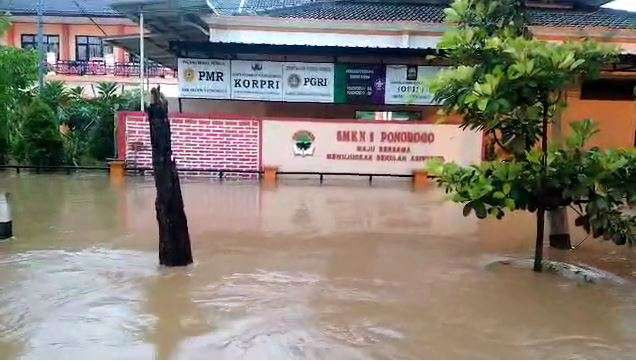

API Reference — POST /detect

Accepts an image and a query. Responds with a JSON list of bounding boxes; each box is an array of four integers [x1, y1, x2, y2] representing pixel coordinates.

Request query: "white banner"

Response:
[[262, 120, 482, 175], [178, 58, 230, 99], [385, 65, 441, 105], [282, 62, 334, 103], [231, 60, 283, 101]]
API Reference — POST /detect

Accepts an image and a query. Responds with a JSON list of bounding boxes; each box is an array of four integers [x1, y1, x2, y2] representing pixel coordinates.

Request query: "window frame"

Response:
[[580, 78, 636, 101], [20, 34, 60, 59], [75, 35, 112, 61], [354, 110, 422, 122]]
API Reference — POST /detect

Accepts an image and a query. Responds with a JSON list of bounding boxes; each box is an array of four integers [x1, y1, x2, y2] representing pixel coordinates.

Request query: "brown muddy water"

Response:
[[0, 173, 634, 359]]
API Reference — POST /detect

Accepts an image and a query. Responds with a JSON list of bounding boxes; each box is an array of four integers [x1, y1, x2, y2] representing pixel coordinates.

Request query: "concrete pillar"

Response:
[[263, 166, 278, 184], [61, 24, 70, 60], [0, 193, 12, 240], [412, 169, 429, 189], [109, 160, 126, 183]]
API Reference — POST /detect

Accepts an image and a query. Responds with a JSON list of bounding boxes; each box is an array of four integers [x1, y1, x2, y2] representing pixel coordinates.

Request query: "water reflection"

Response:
[[0, 172, 634, 359], [142, 270, 209, 359]]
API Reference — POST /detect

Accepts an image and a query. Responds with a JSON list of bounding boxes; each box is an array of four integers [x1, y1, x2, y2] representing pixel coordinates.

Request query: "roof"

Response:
[[209, 0, 312, 15], [261, 1, 636, 29], [212, 0, 619, 16], [0, 0, 122, 17]]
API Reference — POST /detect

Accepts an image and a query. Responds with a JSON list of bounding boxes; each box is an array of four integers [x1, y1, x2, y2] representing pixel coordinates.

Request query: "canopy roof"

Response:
[[106, 0, 635, 69]]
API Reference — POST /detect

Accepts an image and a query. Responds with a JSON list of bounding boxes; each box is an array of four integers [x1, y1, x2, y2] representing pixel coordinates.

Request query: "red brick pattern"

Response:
[[123, 114, 260, 177]]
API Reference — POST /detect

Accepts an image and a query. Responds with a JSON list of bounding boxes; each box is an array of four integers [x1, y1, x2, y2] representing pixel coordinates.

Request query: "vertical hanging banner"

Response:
[[334, 64, 385, 104], [384, 65, 441, 105], [283, 62, 334, 103], [231, 60, 283, 101], [178, 58, 230, 99]]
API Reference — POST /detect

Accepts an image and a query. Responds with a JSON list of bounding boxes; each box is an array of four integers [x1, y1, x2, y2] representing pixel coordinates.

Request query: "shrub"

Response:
[[13, 99, 64, 166]]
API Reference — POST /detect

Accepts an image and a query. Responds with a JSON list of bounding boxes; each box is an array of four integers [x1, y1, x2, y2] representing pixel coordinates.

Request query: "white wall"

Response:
[[262, 120, 482, 175]]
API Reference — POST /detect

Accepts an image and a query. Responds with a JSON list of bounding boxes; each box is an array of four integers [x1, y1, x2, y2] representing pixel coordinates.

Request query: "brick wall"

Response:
[[119, 113, 261, 178]]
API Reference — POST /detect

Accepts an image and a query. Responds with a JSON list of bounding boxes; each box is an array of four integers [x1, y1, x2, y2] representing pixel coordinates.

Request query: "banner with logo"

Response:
[[230, 60, 283, 101], [334, 64, 385, 104], [282, 62, 334, 103], [262, 120, 482, 175], [178, 58, 230, 99], [384, 65, 441, 105]]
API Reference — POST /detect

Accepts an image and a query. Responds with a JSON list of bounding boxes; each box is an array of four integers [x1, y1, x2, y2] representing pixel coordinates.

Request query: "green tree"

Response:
[[427, 0, 634, 272], [88, 82, 122, 160], [12, 98, 64, 166], [0, 16, 38, 163]]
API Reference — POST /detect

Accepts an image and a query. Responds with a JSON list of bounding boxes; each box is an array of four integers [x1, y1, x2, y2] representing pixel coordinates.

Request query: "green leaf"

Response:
[[463, 203, 473, 217], [474, 201, 487, 219], [504, 198, 516, 211], [477, 98, 488, 111]]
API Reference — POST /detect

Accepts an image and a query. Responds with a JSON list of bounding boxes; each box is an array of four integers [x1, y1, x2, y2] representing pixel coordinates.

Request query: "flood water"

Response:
[[0, 172, 634, 359]]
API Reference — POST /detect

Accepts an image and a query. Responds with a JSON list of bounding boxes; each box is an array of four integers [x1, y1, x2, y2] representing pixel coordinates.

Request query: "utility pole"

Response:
[[139, 10, 145, 112], [36, 0, 44, 89]]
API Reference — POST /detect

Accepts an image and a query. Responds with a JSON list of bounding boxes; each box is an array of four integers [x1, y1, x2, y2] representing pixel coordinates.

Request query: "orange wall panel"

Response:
[[10, 22, 138, 61], [563, 94, 635, 149]]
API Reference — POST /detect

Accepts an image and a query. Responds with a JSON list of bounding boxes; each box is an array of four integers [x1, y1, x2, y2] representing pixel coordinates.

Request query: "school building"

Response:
[[5, 0, 635, 176]]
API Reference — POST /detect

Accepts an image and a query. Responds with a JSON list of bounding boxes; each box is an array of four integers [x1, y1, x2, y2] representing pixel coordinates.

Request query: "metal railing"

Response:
[[47, 61, 176, 78], [125, 167, 420, 184], [0, 165, 109, 174], [1, 165, 428, 184]]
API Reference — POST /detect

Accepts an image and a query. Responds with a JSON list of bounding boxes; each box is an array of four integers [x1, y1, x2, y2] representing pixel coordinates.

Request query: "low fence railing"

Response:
[[0, 165, 109, 174], [47, 61, 176, 78], [125, 167, 420, 184], [1, 165, 430, 184]]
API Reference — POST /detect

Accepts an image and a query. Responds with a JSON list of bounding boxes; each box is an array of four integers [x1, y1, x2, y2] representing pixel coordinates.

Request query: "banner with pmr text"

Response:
[[178, 58, 230, 99]]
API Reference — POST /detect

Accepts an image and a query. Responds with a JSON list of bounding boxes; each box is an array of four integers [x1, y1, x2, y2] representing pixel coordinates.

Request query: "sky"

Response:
[[603, 0, 636, 11]]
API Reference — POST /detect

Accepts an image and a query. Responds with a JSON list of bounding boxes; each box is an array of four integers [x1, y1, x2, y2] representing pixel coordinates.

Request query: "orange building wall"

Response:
[[562, 91, 635, 149], [9, 22, 137, 61]]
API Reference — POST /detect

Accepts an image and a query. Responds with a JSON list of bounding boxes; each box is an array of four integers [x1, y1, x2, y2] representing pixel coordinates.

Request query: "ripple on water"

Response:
[[0, 247, 158, 358]]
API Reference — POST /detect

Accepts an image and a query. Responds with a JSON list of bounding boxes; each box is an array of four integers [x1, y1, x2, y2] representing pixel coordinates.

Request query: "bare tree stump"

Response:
[[148, 88, 193, 266]]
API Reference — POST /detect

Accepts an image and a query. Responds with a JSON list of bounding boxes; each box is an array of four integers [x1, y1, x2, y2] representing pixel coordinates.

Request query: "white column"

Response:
[[139, 11, 145, 112]]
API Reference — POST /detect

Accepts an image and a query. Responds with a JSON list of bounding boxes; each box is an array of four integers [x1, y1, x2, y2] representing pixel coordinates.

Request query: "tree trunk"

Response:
[[534, 207, 545, 272], [148, 88, 193, 267], [549, 207, 571, 249], [548, 91, 571, 249], [534, 96, 550, 273]]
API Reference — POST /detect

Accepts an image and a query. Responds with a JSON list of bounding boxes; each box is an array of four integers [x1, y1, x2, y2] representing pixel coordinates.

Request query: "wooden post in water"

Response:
[[0, 193, 12, 239], [148, 87, 193, 266]]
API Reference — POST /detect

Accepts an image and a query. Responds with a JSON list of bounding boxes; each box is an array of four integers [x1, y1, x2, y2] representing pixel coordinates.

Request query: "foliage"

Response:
[[0, 43, 38, 163], [118, 89, 142, 112], [0, 14, 9, 35], [3, 76, 141, 165], [87, 82, 137, 160], [11, 99, 64, 166], [427, 0, 632, 270], [428, 120, 635, 245], [430, 0, 616, 157], [39, 81, 69, 115], [0, 16, 139, 165]]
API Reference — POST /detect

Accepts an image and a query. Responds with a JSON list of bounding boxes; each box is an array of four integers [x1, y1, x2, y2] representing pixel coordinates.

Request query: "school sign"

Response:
[[178, 58, 441, 105]]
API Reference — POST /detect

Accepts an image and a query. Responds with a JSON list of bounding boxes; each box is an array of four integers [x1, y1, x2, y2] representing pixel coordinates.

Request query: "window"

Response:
[[581, 79, 636, 101], [21, 34, 60, 59], [355, 111, 421, 121], [75, 36, 112, 61]]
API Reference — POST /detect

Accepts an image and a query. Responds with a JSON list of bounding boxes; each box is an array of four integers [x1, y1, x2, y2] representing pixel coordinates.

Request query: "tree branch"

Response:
[[490, 129, 512, 154]]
